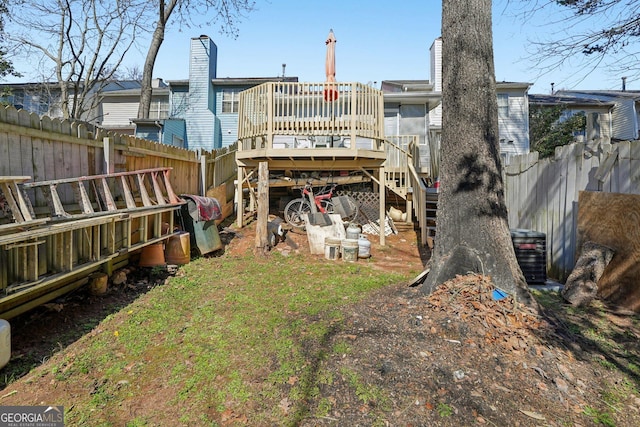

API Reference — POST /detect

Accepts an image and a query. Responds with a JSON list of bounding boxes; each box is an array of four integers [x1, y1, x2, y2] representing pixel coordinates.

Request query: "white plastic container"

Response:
[[324, 237, 341, 260], [0, 319, 10, 369], [358, 234, 371, 258], [341, 239, 359, 262]]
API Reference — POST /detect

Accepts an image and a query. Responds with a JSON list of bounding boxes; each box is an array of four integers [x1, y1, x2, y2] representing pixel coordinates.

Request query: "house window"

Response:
[[149, 100, 169, 119], [497, 94, 509, 117], [172, 135, 184, 147], [222, 89, 240, 113]]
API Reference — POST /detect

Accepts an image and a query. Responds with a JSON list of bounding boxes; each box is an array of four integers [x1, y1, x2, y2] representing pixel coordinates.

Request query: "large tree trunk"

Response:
[[423, 0, 533, 305]]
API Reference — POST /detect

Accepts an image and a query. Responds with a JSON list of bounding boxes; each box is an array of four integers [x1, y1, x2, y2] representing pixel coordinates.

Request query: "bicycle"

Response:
[[283, 182, 359, 230]]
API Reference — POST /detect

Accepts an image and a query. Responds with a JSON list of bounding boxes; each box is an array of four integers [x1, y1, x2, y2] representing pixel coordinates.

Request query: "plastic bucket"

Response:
[[324, 237, 342, 261], [358, 234, 371, 258], [0, 319, 10, 369], [341, 239, 359, 262], [165, 233, 191, 265]]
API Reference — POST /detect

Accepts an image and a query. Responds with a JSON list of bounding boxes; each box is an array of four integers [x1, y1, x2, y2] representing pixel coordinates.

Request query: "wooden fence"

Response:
[[0, 105, 238, 216], [504, 140, 640, 281]]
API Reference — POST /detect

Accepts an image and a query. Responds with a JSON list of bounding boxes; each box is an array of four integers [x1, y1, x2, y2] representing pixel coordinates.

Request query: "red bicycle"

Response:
[[283, 182, 358, 229]]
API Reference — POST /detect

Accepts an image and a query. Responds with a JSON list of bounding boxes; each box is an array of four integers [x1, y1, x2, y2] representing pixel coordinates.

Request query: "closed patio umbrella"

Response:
[[324, 29, 338, 102]]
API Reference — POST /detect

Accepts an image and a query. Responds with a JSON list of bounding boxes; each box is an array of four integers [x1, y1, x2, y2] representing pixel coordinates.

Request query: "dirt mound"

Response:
[[299, 274, 640, 426]]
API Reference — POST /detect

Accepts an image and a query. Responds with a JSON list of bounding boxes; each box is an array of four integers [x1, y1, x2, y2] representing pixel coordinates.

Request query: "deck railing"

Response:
[[237, 82, 385, 151]]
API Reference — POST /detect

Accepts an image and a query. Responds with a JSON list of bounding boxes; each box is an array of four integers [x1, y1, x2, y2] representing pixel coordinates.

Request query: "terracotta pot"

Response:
[[139, 243, 166, 267]]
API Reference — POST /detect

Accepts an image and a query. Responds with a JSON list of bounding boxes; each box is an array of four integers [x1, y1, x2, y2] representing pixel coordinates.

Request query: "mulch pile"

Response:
[[427, 274, 547, 355]]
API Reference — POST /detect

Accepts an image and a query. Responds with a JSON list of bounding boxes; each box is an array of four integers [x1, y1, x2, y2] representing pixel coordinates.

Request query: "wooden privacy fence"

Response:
[[503, 140, 640, 281], [0, 105, 237, 208], [0, 105, 238, 318]]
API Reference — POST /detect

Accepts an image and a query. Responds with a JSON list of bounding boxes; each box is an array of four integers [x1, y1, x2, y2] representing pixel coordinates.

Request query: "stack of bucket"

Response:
[[323, 223, 372, 262]]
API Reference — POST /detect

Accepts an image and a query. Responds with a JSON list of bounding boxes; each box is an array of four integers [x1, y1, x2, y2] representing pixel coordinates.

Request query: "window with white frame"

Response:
[[497, 93, 509, 117], [149, 99, 169, 119], [222, 89, 240, 113]]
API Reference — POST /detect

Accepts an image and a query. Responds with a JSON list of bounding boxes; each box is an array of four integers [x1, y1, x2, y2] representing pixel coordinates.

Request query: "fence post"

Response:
[[103, 137, 114, 174], [199, 150, 207, 196]]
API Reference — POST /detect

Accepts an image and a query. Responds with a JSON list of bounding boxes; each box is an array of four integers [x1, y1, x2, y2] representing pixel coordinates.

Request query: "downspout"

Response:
[[155, 120, 164, 144]]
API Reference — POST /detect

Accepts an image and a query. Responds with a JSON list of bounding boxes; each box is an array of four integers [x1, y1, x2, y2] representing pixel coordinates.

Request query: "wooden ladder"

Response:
[[21, 167, 181, 218]]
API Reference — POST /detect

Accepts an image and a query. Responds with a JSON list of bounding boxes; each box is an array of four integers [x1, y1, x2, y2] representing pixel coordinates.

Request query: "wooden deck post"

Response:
[[236, 166, 244, 228], [255, 162, 269, 255], [379, 165, 386, 246]]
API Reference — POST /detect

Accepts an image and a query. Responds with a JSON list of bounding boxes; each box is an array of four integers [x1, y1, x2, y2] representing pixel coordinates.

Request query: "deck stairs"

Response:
[[383, 138, 432, 246]]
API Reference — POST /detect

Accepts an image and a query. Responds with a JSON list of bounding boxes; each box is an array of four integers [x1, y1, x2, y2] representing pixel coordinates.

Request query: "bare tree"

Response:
[[6, 0, 150, 119], [137, 0, 255, 119], [423, 0, 534, 305], [518, 0, 640, 84]]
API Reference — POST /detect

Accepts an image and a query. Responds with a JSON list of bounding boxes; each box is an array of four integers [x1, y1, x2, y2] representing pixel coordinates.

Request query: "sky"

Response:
[[8, 0, 635, 94]]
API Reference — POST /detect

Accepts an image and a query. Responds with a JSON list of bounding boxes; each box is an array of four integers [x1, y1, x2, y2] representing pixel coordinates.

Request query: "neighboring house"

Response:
[[154, 36, 297, 151], [98, 79, 170, 137], [381, 80, 441, 173], [528, 93, 614, 144], [555, 89, 640, 141], [427, 38, 532, 165], [0, 82, 63, 118], [1, 35, 296, 151]]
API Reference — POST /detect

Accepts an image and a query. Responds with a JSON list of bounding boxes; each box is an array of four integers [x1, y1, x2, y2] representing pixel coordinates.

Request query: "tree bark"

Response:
[[423, 0, 533, 305], [138, 0, 176, 119], [561, 241, 615, 306]]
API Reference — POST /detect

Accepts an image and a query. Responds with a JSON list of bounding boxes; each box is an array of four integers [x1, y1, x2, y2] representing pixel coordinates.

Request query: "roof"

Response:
[[529, 93, 615, 108], [496, 81, 532, 91], [557, 89, 640, 101], [211, 77, 299, 86], [381, 80, 433, 93], [99, 87, 170, 97]]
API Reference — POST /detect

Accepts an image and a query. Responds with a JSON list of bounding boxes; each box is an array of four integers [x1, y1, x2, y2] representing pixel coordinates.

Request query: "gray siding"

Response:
[[429, 38, 443, 129], [170, 89, 189, 118], [611, 100, 637, 140], [497, 89, 530, 156], [558, 91, 639, 141], [102, 96, 139, 126]]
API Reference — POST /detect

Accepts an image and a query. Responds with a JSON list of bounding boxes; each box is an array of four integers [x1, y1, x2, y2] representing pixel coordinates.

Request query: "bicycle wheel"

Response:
[[284, 198, 312, 229]]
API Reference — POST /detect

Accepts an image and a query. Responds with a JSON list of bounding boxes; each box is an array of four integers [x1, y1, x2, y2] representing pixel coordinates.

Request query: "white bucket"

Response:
[[324, 237, 341, 260], [341, 239, 359, 262], [0, 319, 10, 369]]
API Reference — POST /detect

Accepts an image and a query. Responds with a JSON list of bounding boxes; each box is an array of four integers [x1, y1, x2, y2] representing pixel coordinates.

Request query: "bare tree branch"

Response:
[[511, 0, 640, 86]]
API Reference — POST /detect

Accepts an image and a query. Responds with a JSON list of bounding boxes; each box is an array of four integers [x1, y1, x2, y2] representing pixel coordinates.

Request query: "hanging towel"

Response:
[[180, 195, 222, 222]]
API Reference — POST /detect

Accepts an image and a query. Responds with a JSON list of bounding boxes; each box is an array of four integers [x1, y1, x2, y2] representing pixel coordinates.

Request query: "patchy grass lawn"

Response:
[[1, 248, 415, 425], [1, 226, 639, 426]]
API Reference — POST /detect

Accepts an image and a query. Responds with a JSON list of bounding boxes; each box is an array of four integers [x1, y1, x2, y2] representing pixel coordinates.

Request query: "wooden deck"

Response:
[[236, 82, 386, 170]]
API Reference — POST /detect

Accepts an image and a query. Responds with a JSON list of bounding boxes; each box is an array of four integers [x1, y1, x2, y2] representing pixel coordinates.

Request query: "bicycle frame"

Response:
[[301, 183, 337, 214]]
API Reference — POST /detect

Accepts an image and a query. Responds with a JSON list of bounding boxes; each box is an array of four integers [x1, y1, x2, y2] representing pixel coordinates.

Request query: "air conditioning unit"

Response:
[[510, 229, 547, 285]]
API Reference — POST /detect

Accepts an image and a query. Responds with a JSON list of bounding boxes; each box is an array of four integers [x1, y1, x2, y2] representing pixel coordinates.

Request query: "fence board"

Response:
[[631, 141, 640, 194], [0, 132, 9, 176], [618, 141, 631, 194], [505, 139, 640, 281]]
